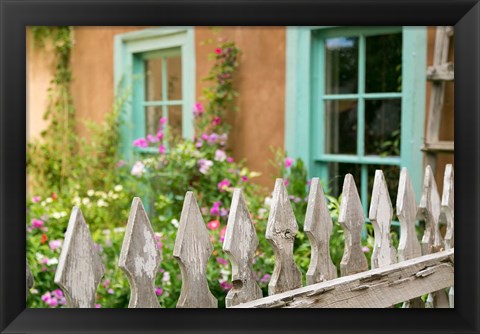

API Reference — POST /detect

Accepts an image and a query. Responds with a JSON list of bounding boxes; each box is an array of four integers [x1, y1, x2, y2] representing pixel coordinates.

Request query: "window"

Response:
[[286, 27, 427, 210], [115, 28, 195, 160]]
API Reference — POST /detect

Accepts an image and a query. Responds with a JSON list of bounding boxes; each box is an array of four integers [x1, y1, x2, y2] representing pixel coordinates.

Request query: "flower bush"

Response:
[[26, 33, 379, 308]]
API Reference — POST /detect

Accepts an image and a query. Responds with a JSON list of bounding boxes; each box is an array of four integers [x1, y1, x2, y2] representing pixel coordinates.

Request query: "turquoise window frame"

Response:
[[114, 27, 196, 161], [285, 26, 427, 207]]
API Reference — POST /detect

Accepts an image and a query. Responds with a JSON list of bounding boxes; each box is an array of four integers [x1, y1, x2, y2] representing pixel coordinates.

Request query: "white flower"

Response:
[[258, 208, 268, 218], [60, 211, 67, 218], [214, 149, 227, 162], [131, 161, 145, 176], [111, 194, 119, 200], [114, 185, 123, 192], [171, 219, 179, 228], [72, 196, 81, 206], [47, 258, 58, 266], [52, 212, 62, 219], [114, 227, 125, 233], [82, 198, 90, 205], [46, 198, 53, 203], [264, 196, 273, 208], [97, 199, 108, 207], [87, 190, 95, 197], [162, 271, 171, 284]]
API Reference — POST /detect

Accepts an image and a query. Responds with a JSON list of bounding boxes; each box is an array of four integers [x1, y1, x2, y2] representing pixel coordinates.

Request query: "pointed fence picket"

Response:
[[27, 165, 454, 309]]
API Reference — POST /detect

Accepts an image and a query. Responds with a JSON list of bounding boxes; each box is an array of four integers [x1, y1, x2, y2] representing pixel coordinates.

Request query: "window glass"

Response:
[[168, 105, 183, 139], [145, 58, 163, 101], [365, 99, 401, 156], [327, 163, 362, 198], [324, 99, 358, 154], [166, 56, 182, 100], [325, 37, 359, 94], [144, 107, 163, 135]]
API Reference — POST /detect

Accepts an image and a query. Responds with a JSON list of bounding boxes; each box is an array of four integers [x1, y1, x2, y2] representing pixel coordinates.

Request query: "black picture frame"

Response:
[[1, 1, 479, 333]]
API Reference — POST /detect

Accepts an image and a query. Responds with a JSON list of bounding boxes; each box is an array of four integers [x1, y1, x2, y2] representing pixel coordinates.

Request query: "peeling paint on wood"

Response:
[[119, 198, 162, 308], [369, 170, 397, 269], [54, 207, 104, 308], [266, 179, 302, 295], [440, 164, 454, 308], [338, 174, 368, 276], [223, 189, 262, 307], [173, 191, 217, 308], [304, 178, 337, 284]]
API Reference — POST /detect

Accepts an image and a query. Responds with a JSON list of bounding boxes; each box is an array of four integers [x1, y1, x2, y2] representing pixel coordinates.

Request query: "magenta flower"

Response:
[[52, 289, 63, 298], [41, 292, 51, 302], [220, 281, 232, 291], [159, 117, 167, 127], [241, 176, 248, 182], [133, 138, 148, 148], [155, 288, 163, 296], [31, 219, 44, 229], [32, 196, 40, 203], [147, 134, 159, 143], [156, 131, 164, 140], [216, 257, 228, 266], [208, 133, 218, 143], [193, 102, 204, 116], [212, 116, 221, 126], [201, 133, 209, 141], [226, 157, 234, 163], [284, 178, 289, 187], [49, 240, 62, 251], [220, 227, 227, 243], [95, 304, 102, 308], [285, 157, 294, 168], [260, 274, 271, 283], [210, 201, 221, 216], [159, 145, 166, 154], [217, 179, 231, 192], [48, 298, 58, 307], [207, 220, 220, 230], [215, 48, 223, 55]]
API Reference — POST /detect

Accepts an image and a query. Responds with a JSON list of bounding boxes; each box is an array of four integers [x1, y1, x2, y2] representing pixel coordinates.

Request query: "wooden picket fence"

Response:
[[26, 164, 454, 308]]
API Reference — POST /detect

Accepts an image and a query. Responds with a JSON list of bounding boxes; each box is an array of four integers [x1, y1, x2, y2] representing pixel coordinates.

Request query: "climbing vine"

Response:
[[27, 26, 76, 193]]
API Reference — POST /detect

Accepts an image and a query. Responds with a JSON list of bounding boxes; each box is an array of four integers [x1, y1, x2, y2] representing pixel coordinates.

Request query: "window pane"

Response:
[[325, 37, 358, 94], [167, 105, 183, 139], [365, 99, 401, 156], [145, 107, 163, 135], [145, 58, 163, 101], [325, 100, 358, 154], [166, 56, 182, 100], [327, 163, 362, 198], [367, 164, 401, 217], [365, 33, 402, 93]]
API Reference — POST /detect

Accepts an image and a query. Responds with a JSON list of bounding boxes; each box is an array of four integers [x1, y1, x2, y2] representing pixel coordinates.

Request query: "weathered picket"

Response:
[[26, 164, 454, 309]]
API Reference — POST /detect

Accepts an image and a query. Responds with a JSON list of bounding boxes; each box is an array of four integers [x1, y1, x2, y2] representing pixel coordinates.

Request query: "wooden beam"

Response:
[[422, 141, 454, 153], [232, 249, 454, 308], [427, 63, 454, 81]]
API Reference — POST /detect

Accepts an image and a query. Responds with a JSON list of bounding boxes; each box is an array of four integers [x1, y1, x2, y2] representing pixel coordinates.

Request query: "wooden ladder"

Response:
[[423, 26, 454, 173]]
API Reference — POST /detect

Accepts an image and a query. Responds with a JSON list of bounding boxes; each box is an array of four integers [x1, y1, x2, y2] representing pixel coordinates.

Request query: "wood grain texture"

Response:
[[338, 174, 368, 276], [54, 207, 104, 308], [369, 170, 397, 269], [440, 164, 454, 308], [396, 168, 422, 262], [266, 179, 302, 295], [232, 249, 454, 308], [26, 259, 34, 300], [396, 168, 424, 308], [304, 178, 337, 285], [223, 189, 263, 307], [418, 166, 449, 308], [119, 198, 162, 308], [173, 191, 217, 308]]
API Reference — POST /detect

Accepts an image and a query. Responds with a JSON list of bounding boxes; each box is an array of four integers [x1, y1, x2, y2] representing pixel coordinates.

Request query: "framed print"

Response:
[[1, 0, 479, 333]]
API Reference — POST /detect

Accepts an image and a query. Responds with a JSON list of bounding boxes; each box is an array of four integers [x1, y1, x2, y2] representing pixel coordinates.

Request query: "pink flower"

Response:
[[201, 133, 209, 141], [198, 159, 213, 174], [217, 179, 231, 192], [362, 246, 370, 253], [260, 274, 271, 283], [208, 133, 218, 144], [159, 117, 167, 127], [214, 149, 227, 162], [107, 288, 114, 294], [217, 257, 228, 266], [195, 140, 203, 148], [52, 289, 63, 298], [193, 102, 204, 116], [210, 201, 221, 216], [155, 288, 163, 296], [226, 157, 234, 163], [102, 279, 110, 288], [241, 176, 248, 182], [95, 304, 102, 308], [156, 131, 164, 140], [285, 157, 294, 168], [32, 196, 40, 203], [31, 219, 44, 229], [41, 292, 51, 302], [215, 48, 223, 55], [284, 179, 289, 187], [133, 138, 148, 148], [49, 240, 62, 251], [158, 145, 166, 154], [207, 220, 220, 230], [220, 208, 229, 217], [147, 134, 158, 143], [220, 227, 227, 243], [220, 281, 232, 291], [212, 116, 221, 126], [47, 298, 58, 307]]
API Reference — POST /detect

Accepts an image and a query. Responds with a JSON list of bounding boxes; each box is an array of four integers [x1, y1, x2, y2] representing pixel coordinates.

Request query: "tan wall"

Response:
[[27, 26, 454, 189], [425, 26, 454, 192], [195, 27, 286, 187]]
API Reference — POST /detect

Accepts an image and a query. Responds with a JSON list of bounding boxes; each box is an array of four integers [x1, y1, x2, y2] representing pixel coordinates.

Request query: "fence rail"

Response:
[[26, 164, 454, 308]]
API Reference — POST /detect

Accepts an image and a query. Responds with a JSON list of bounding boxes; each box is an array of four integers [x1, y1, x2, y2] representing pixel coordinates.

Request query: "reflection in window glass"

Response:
[[365, 33, 402, 93], [325, 100, 358, 154], [365, 99, 401, 156], [166, 56, 182, 100], [168, 105, 183, 139], [325, 37, 358, 94], [327, 163, 362, 198], [145, 58, 163, 101], [145, 107, 163, 135]]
